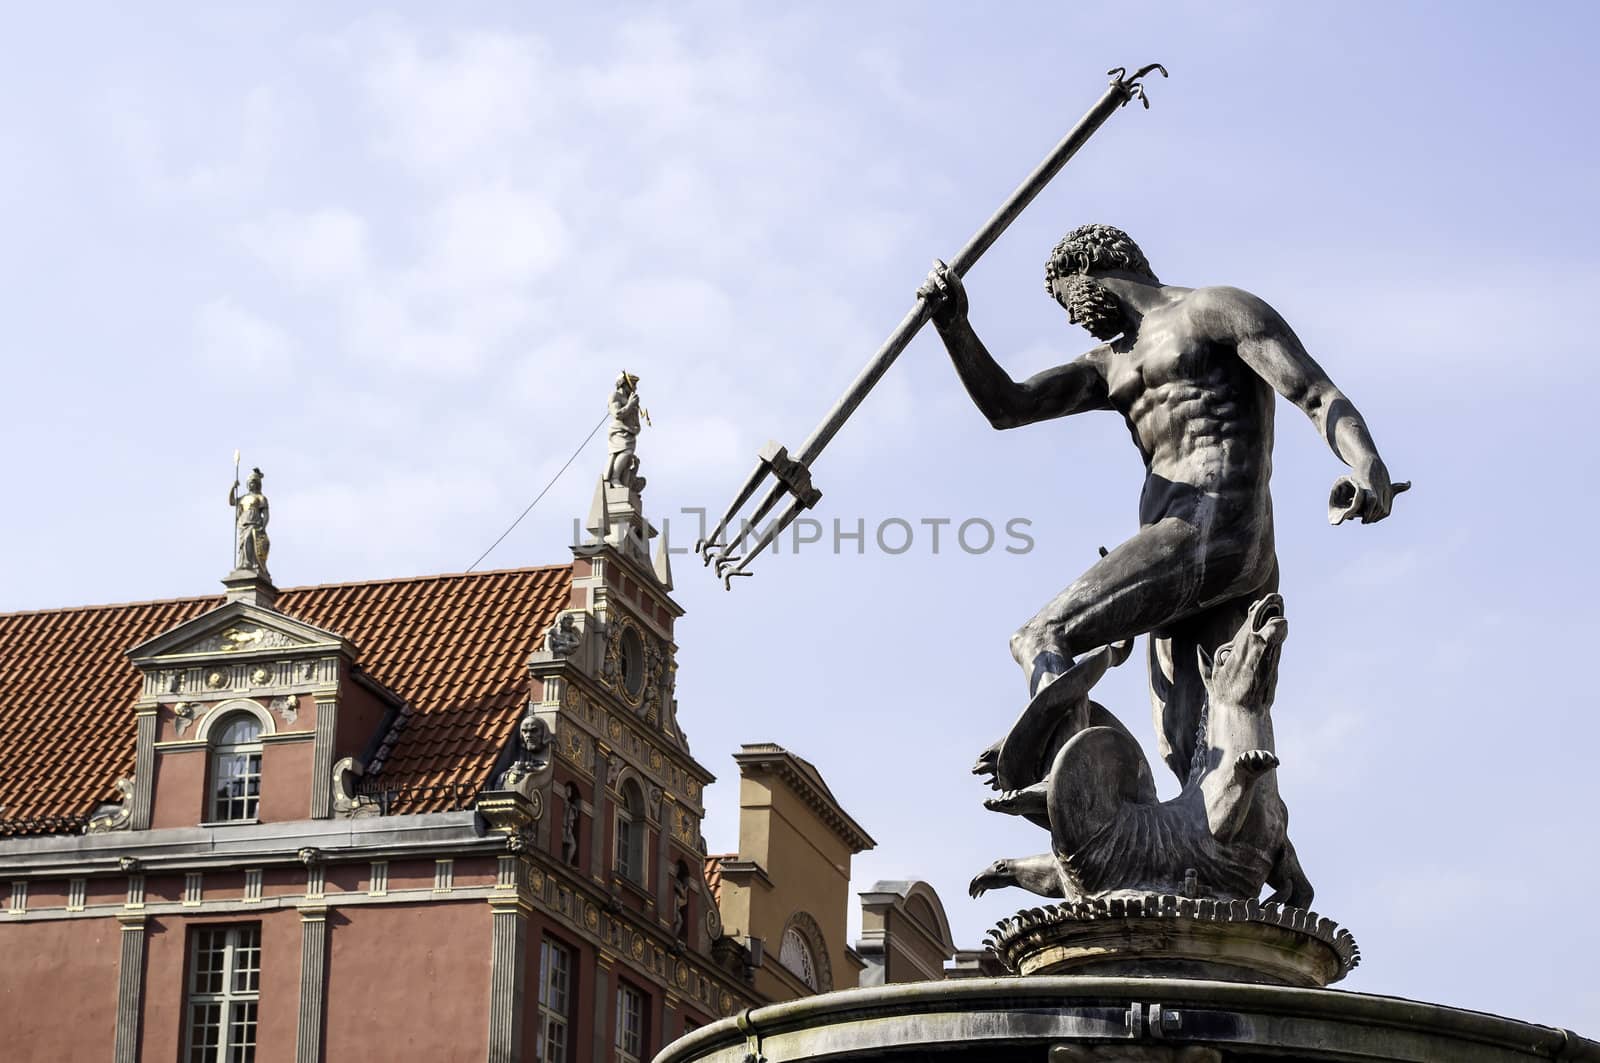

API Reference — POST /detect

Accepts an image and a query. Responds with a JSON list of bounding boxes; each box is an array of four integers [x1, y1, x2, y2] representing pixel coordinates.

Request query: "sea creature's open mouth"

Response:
[[1251, 594, 1288, 642]]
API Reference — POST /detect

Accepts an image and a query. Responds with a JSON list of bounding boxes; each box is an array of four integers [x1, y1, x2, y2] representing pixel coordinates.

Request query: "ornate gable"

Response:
[[127, 599, 353, 703]]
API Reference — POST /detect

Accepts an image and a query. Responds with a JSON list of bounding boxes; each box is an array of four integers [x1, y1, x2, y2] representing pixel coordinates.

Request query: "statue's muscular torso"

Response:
[[1097, 288, 1276, 536]]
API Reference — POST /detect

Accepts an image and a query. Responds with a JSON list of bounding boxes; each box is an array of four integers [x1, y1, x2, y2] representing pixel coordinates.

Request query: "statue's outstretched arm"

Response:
[[1210, 286, 1396, 521], [921, 263, 1110, 430]]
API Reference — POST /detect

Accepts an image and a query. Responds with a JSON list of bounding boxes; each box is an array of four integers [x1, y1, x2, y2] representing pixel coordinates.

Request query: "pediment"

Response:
[[128, 599, 354, 665]]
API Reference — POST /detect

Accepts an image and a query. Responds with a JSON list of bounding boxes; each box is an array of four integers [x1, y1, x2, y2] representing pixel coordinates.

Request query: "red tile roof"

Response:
[[704, 853, 734, 905], [0, 566, 570, 833]]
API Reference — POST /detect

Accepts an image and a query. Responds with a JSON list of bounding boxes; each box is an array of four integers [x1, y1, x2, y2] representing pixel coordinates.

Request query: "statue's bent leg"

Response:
[[1010, 518, 1206, 686]]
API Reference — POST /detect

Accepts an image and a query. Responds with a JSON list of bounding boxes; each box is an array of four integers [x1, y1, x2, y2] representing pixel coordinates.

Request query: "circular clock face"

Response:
[[620, 626, 645, 700]]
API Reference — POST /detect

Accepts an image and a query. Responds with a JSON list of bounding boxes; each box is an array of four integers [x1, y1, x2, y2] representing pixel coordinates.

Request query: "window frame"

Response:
[[537, 936, 574, 1063], [183, 922, 262, 1063], [208, 712, 264, 823], [615, 979, 647, 1063], [779, 925, 819, 990], [614, 780, 646, 886]]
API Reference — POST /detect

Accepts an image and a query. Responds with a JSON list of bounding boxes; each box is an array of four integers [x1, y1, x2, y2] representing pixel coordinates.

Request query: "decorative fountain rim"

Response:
[[985, 893, 1360, 986]]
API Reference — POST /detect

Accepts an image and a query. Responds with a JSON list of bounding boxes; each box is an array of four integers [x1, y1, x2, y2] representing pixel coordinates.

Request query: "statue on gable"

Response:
[[228, 465, 271, 577], [605, 371, 650, 493]]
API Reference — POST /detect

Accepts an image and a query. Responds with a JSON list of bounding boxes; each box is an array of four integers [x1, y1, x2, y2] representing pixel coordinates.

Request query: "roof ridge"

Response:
[[1, 563, 571, 619], [278, 563, 570, 596], [0, 592, 221, 619]]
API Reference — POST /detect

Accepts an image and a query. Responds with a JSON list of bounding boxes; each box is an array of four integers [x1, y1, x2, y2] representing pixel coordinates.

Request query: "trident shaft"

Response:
[[697, 64, 1168, 587]]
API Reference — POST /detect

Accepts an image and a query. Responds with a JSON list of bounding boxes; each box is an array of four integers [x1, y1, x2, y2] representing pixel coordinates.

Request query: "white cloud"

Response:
[[419, 183, 568, 293], [193, 297, 295, 371], [358, 27, 554, 173], [239, 208, 371, 286], [105, 83, 285, 205]]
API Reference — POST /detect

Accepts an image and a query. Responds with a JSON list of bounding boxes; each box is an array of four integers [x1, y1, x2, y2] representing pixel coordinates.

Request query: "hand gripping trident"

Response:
[[696, 63, 1168, 588]]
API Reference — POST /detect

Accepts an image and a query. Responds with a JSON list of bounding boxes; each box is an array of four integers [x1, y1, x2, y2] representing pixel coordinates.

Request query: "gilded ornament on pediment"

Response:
[[249, 665, 271, 686], [630, 934, 645, 961], [649, 747, 663, 771], [531, 869, 545, 892], [675, 961, 688, 988], [205, 669, 227, 690], [585, 904, 600, 931], [607, 716, 623, 742], [224, 626, 262, 651]]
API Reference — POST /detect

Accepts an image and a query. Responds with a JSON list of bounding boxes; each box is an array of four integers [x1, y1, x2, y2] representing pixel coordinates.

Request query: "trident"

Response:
[[696, 63, 1168, 587]]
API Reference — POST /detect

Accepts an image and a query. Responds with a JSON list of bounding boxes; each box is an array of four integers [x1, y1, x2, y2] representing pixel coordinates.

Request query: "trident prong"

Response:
[[696, 62, 1167, 588], [1108, 63, 1168, 109]]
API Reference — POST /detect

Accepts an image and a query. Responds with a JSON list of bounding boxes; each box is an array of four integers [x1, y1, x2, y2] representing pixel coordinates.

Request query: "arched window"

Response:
[[777, 911, 832, 992], [615, 780, 645, 884], [779, 926, 818, 990], [210, 713, 263, 822]]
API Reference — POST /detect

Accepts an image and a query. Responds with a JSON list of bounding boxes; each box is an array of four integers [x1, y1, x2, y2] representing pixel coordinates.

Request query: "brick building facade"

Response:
[[0, 425, 892, 1061]]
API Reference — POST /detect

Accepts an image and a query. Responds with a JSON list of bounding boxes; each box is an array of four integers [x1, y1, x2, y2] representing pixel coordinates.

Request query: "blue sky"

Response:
[[4, 2, 1598, 1031]]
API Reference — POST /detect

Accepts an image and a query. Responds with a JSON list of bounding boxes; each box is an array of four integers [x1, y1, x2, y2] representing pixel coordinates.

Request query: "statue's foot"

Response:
[[984, 786, 1046, 817], [1234, 749, 1280, 777]]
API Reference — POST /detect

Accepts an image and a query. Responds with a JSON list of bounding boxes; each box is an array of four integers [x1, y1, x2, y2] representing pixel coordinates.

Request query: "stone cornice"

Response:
[[0, 811, 494, 877], [713, 859, 774, 892], [733, 746, 875, 853]]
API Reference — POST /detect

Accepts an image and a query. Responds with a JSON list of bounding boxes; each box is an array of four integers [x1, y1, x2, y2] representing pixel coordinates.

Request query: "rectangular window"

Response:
[[615, 982, 646, 1063], [211, 749, 261, 821], [185, 924, 261, 1063], [537, 939, 572, 1063], [615, 817, 636, 881]]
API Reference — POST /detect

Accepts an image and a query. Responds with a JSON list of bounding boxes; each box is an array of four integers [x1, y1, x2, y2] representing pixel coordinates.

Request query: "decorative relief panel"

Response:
[[188, 624, 305, 654], [143, 656, 339, 698]]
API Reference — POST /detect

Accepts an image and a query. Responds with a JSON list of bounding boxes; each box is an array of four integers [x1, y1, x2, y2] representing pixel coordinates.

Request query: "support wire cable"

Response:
[[465, 411, 608, 573]]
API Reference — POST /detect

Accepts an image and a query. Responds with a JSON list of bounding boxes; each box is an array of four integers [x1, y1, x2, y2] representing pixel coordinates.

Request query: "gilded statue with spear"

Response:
[[228, 453, 271, 578]]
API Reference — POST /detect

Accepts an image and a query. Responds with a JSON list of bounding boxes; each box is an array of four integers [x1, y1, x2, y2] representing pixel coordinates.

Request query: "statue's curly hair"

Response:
[[1044, 224, 1158, 292]]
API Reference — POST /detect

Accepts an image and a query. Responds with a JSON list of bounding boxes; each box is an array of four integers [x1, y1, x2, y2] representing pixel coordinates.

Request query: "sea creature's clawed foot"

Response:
[[984, 786, 1046, 817], [972, 741, 1001, 790], [1234, 749, 1280, 777]]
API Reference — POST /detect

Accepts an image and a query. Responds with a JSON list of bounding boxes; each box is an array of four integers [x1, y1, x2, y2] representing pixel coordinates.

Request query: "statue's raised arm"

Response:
[[919, 260, 1112, 430]]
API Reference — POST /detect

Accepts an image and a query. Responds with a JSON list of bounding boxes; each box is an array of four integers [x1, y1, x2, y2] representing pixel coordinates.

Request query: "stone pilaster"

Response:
[[655, 796, 674, 921], [590, 746, 611, 882], [663, 992, 680, 1052], [593, 955, 614, 1063], [487, 892, 529, 1063], [130, 711, 157, 830], [310, 696, 337, 819], [295, 905, 328, 1063], [114, 912, 147, 1063]]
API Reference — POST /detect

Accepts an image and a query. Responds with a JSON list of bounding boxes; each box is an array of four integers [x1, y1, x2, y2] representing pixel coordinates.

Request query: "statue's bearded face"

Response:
[[1053, 274, 1127, 341]]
